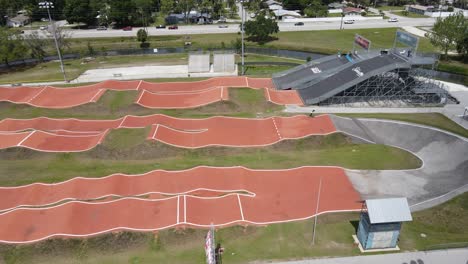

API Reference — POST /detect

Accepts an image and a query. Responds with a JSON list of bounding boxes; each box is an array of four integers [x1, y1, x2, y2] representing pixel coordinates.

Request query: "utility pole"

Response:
[[39, 1, 67, 82], [340, 12, 344, 30], [240, 0, 245, 75]]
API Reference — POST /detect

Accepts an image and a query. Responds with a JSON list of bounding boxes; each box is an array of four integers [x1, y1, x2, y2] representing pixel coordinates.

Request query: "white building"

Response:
[[7, 14, 30, 27]]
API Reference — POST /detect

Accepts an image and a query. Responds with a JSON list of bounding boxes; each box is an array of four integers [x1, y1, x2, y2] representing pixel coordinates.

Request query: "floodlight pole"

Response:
[[312, 176, 323, 245], [340, 13, 344, 30], [40, 1, 67, 82], [241, 0, 245, 75]]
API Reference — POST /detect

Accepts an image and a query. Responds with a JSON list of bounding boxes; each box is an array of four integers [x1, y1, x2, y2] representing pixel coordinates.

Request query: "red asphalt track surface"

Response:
[[0, 114, 336, 151], [0, 77, 302, 108], [0, 166, 361, 244]]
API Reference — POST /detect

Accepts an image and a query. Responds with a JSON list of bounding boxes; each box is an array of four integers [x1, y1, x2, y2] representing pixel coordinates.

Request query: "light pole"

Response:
[[340, 12, 344, 30], [240, 0, 245, 75], [39, 1, 67, 82]]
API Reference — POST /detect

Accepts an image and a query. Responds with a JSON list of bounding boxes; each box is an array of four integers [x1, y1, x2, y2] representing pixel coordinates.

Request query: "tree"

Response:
[[137, 28, 148, 47], [0, 28, 28, 66], [455, 18, 468, 61], [64, 0, 100, 26], [303, 0, 328, 17], [134, 0, 156, 26], [109, 0, 138, 26], [175, 0, 195, 23], [50, 23, 72, 55], [427, 13, 467, 59], [160, 0, 175, 15], [24, 31, 49, 62], [244, 10, 279, 43]]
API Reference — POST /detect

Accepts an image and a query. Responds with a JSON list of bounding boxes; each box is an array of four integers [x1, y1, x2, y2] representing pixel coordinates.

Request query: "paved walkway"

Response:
[[402, 26, 428, 37], [269, 248, 468, 264]]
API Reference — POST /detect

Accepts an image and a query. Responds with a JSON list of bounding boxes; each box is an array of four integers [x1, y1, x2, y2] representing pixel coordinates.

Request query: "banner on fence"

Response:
[[354, 34, 371, 51], [395, 30, 419, 49]]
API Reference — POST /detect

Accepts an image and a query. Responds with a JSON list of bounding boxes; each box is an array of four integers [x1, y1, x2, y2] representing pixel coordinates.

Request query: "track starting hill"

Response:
[[273, 30, 459, 107]]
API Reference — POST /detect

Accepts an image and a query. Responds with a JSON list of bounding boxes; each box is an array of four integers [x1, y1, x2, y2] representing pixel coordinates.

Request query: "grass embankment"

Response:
[[338, 113, 468, 138], [437, 59, 468, 85], [0, 53, 302, 84], [0, 132, 421, 186], [377, 5, 405, 11], [68, 28, 435, 55], [391, 11, 429, 18], [0, 88, 283, 120], [2, 192, 467, 264]]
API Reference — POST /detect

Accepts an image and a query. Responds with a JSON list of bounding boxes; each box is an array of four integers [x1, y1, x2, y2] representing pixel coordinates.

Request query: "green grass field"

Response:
[[59, 28, 436, 58], [377, 5, 405, 11], [437, 59, 468, 85], [391, 11, 429, 18], [0, 53, 302, 84], [2, 192, 466, 264], [0, 133, 421, 186]]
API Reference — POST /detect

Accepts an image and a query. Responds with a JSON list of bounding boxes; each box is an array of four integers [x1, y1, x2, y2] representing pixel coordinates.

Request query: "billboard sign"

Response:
[[354, 34, 371, 50], [396, 31, 419, 49]]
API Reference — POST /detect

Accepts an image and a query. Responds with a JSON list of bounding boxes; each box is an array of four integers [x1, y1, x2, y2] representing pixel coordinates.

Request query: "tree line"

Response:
[[0, 0, 238, 28]]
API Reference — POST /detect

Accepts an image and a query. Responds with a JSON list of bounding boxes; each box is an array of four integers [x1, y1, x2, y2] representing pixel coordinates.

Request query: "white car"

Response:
[[388, 17, 398, 22], [39, 26, 47, 30], [344, 20, 355, 24]]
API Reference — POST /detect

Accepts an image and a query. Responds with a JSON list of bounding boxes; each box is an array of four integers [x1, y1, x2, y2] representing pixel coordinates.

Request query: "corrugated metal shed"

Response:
[[365, 198, 413, 224]]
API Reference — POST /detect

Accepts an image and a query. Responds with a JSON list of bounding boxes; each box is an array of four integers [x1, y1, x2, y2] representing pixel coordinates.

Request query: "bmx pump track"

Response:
[[0, 77, 303, 109]]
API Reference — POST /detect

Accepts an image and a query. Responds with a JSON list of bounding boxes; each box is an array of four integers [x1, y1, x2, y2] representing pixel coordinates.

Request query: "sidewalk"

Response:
[[269, 248, 468, 264]]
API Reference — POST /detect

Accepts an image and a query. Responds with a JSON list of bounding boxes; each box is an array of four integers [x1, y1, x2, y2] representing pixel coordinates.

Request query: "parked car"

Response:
[[96, 26, 107, 30], [294, 22, 304, 26], [156, 24, 166, 29], [344, 20, 355, 24], [122, 26, 132, 31], [388, 17, 398, 22], [39, 26, 47, 30], [218, 24, 228, 28], [168, 25, 178, 30]]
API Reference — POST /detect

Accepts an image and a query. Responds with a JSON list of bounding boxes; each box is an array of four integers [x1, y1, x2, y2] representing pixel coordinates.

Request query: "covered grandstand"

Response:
[[272, 32, 457, 107]]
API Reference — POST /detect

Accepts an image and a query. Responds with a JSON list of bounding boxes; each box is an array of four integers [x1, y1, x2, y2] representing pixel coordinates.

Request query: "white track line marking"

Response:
[[89, 89, 105, 102], [117, 116, 127, 128], [0, 189, 256, 213], [184, 195, 187, 223], [135, 90, 146, 103], [16, 131, 35, 146], [265, 88, 271, 101], [177, 196, 180, 224], [151, 124, 160, 140], [97, 129, 109, 144], [136, 80, 143, 90], [26, 87, 46, 103], [237, 194, 245, 221], [271, 117, 282, 139]]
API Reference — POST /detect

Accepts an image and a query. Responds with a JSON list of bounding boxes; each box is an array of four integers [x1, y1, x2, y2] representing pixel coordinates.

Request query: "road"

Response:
[[269, 248, 468, 264], [24, 17, 436, 39]]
